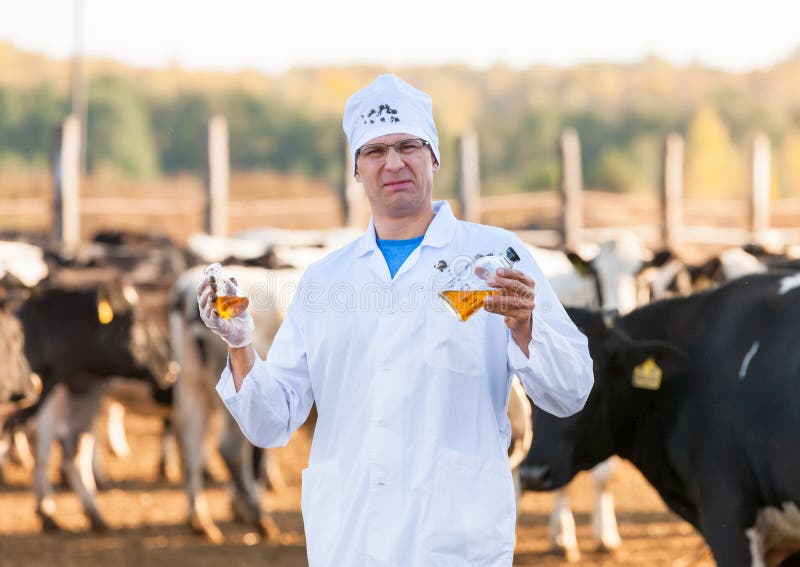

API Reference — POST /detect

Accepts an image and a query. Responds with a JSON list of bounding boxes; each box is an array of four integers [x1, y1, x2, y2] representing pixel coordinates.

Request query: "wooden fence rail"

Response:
[[2, 116, 800, 254]]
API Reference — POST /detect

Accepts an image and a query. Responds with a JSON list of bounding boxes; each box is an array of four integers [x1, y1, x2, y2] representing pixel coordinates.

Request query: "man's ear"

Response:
[[432, 160, 440, 173], [354, 168, 362, 182]]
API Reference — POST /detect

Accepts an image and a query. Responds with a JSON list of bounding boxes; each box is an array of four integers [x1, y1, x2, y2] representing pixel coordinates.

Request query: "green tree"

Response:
[[152, 93, 212, 174], [87, 75, 159, 177], [222, 91, 341, 185], [0, 85, 66, 165], [591, 147, 638, 192]]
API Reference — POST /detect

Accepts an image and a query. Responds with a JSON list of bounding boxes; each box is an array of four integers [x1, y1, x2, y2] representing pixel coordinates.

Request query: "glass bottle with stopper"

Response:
[[440, 247, 521, 321], [204, 263, 249, 319]]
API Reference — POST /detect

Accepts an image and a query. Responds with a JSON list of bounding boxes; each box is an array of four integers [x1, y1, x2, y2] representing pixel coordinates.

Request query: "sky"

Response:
[[0, 0, 798, 74]]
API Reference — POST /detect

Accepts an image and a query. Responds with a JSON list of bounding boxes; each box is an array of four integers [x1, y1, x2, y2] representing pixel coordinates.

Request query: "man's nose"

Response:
[[384, 147, 405, 169]]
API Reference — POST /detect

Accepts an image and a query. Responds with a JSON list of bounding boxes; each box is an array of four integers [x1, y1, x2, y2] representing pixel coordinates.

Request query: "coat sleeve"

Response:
[[216, 279, 314, 448], [505, 234, 594, 417]]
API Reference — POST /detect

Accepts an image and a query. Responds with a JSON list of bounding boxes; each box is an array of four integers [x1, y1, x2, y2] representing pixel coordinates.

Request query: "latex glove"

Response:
[[196, 271, 254, 348]]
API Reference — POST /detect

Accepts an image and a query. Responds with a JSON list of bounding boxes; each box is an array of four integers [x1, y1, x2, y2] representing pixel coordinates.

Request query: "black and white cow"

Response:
[[521, 271, 800, 566], [637, 245, 800, 304], [0, 240, 48, 474], [4, 280, 178, 531]]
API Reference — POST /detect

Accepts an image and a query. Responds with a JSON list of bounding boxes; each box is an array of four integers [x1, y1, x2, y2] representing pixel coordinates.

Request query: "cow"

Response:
[[0, 304, 42, 479], [169, 264, 302, 543], [0, 240, 49, 475], [4, 279, 178, 531], [520, 271, 800, 566], [637, 244, 800, 305]]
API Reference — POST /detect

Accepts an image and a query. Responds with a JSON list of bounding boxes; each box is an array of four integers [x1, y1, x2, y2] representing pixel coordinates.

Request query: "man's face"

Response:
[[355, 132, 439, 220]]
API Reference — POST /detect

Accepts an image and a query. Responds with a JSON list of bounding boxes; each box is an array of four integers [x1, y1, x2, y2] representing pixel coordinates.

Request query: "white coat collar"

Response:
[[353, 200, 456, 257]]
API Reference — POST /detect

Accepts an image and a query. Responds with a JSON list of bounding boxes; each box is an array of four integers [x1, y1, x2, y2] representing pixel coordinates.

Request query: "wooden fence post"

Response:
[[559, 128, 583, 250], [345, 146, 369, 229], [750, 133, 771, 241], [206, 116, 229, 237], [458, 128, 481, 223], [52, 115, 81, 249], [661, 133, 684, 249]]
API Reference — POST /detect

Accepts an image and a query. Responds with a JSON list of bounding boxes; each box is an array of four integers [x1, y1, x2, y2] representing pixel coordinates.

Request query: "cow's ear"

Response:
[[606, 328, 688, 390], [566, 251, 594, 277], [97, 278, 132, 322], [639, 249, 674, 271]]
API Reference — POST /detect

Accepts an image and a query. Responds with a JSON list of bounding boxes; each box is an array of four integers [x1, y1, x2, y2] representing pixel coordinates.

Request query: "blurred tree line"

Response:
[[2, 43, 800, 198]]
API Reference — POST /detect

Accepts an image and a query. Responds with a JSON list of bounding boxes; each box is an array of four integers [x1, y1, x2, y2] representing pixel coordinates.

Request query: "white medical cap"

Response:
[[343, 74, 440, 173]]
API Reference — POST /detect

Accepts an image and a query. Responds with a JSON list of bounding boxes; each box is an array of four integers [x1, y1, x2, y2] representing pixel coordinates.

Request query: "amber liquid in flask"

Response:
[[205, 263, 250, 319], [215, 295, 249, 319], [439, 247, 520, 322], [441, 290, 500, 322]]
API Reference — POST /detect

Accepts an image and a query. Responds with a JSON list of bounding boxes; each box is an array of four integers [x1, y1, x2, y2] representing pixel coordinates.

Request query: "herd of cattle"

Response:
[[1, 226, 799, 566]]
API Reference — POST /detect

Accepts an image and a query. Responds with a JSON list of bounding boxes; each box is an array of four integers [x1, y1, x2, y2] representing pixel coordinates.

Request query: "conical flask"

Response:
[[204, 263, 249, 319], [440, 247, 520, 321]]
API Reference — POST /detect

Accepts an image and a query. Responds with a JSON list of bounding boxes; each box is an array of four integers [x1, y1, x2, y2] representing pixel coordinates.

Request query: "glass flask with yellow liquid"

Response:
[[204, 263, 249, 319], [440, 247, 521, 321]]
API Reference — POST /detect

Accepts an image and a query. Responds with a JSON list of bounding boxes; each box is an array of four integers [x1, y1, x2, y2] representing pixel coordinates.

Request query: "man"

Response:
[[197, 74, 593, 566]]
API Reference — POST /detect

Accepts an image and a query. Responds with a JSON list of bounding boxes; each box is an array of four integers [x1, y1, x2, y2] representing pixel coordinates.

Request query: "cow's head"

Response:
[[521, 306, 687, 491], [0, 306, 40, 408], [566, 232, 648, 315], [97, 279, 180, 389]]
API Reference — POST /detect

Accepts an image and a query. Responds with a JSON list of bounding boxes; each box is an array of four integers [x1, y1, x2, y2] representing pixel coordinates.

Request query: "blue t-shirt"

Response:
[[376, 235, 424, 278]]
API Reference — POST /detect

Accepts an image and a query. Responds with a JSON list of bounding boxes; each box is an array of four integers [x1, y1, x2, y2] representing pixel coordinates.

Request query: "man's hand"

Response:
[[484, 268, 535, 357], [197, 275, 255, 349]]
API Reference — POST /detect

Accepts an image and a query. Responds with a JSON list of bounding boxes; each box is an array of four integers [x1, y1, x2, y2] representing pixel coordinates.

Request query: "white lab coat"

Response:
[[217, 201, 594, 567]]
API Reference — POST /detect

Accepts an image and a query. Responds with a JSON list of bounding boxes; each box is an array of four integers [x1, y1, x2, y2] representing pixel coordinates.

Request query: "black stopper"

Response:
[[505, 247, 520, 263]]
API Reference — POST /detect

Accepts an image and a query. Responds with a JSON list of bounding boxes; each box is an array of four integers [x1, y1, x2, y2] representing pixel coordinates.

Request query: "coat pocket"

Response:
[[423, 305, 486, 376], [424, 446, 516, 564], [301, 460, 341, 566]]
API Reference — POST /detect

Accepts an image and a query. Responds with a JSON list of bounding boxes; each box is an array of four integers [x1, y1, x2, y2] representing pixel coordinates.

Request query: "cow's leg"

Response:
[[11, 429, 35, 469], [0, 430, 9, 484], [175, 367, 223, 544], [158, 417, 181, 483], [106, 400, 130, 458], [34, 385, 66, 531], [91, 433, 107, 490], [705, 522, 756, 566], [258, 448, 287, 492], [219, 411, 280, 540], [549, 486, 581, 562], [700, 489, 758, 567], [590, 457, 621, 552], [511, 467, 522, 507], [60, 385, 107, 531]]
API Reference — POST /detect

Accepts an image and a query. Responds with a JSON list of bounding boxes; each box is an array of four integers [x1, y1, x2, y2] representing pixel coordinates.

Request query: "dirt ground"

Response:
[[0, 404, 714, 567]]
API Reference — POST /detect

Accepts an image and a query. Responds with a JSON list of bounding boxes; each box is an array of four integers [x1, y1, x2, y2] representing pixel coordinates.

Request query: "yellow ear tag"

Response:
[[632, 357, 662, 390], [694, 275, 713, 291], [97, 299, 114, 325]]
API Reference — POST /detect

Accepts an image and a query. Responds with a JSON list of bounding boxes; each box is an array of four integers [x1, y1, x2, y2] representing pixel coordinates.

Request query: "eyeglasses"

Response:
[[356, 138, 430, 162]]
